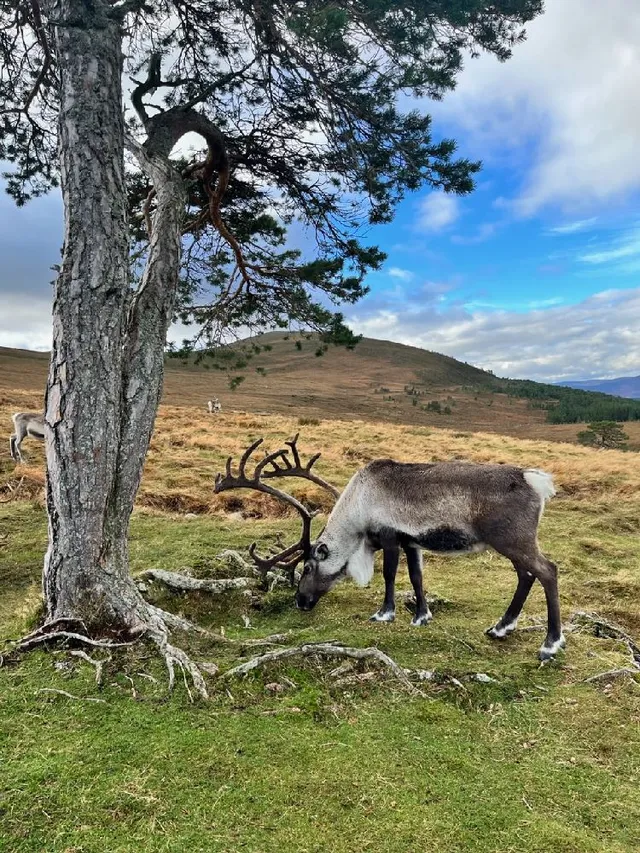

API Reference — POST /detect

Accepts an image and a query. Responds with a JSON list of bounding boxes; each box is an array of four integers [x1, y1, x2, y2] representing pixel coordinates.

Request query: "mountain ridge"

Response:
[[559, 375, 640, 400]]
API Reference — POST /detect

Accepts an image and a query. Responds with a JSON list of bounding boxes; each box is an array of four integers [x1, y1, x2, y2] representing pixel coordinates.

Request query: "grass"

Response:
[[1, 406, 640, 851]]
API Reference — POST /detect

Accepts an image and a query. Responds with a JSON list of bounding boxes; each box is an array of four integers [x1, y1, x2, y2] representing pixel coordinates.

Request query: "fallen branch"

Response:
[[570, 611, 640, 667], [241, 632, 293, 647], [413, 670, 497, 686], [36, 688, 106, 704], [123, 674, 139, 700], [221, 642, 421, 696], [583, 668, 640, 684], [140, 569, 252, 593]]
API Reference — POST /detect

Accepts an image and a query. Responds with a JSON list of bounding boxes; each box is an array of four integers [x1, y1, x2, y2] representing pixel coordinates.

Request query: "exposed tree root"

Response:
[[36, 688, 107, 704], [67, 649, 110, 686], [19, 616, 89, 642], [140, 569, 253, 593], [15, 630, 138, 653], [144, 620, 209, 700], [570, 610, 640, 668], [568, 611, 640, 686], [146, 604, 219, 638], [220, 642, 502, 695], [221, 642, 423, 695], [8, 605, 211, 702]]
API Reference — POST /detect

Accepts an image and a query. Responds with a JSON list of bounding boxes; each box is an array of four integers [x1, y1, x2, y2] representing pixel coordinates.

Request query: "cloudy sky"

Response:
[[2, 0, 640, 382]]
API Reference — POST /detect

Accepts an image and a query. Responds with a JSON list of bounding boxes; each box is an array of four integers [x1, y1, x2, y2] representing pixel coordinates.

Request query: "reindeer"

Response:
[[295, 458, 564, 661], [9, 412, 45, 463], [214, 440, 563, 661], [207, 398, 222, 415]]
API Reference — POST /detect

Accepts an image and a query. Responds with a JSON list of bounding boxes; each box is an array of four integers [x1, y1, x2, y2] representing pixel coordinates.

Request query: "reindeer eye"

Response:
[[316, 543, 329, 561]]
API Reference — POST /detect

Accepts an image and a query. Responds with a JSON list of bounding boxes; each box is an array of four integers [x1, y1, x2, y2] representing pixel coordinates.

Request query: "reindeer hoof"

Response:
[[369, 610, 395, 623], [485, 620, 517, 640], [538, 634, 566, 661], [410, 612, 433, 627]]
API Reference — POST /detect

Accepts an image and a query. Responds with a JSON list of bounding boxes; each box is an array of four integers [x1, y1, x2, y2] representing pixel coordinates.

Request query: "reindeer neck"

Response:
[[322, 482, 365, 547]]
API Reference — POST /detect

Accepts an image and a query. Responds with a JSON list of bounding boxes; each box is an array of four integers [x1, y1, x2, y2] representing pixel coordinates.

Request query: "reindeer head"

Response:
[[295, 540, 348, 610]]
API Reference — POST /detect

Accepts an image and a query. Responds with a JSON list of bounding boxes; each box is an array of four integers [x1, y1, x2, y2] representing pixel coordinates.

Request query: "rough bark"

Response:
[[42, 0, 138, 631], [40, 2, 187, 641]]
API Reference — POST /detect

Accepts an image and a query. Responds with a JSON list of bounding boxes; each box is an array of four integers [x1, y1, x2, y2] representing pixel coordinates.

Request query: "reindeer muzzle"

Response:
[[294, 590, 318, 611]]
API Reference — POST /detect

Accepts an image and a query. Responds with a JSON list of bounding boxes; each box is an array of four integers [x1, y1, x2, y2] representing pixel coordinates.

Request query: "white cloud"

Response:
[[0, 293, 52, 350], [579, 227, 640, 265], [348, 287, 640, 382], [547, 218, 598, 235], [388, 266, 414, 281], [416, 192, 459, 232], [434, 0, 640, 215], [450, 222, 497, 245]]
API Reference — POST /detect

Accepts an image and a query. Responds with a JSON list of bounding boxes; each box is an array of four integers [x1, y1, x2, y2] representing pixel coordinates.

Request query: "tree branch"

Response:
[[140, 569, 253, 593]]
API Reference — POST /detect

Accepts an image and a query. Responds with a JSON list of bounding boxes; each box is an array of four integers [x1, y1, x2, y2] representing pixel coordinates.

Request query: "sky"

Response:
[[2, 0, 640, 382]]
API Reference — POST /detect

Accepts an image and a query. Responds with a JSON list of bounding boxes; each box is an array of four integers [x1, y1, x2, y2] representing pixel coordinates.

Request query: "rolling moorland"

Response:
[[0, 370, 639, 851], [3, 334, 640, 448]]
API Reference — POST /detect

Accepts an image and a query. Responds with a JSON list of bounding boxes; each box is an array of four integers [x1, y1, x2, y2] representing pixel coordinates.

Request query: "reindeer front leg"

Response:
[[369, 544, 399, 622]]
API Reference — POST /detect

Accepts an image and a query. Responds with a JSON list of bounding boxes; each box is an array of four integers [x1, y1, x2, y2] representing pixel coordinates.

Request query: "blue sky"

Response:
[[2, 0, 640, 382]]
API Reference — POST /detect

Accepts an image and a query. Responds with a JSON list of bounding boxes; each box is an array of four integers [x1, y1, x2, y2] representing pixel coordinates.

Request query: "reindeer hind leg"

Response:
[[406, 547, 432, 627], [369, 545, 399, 622], [486, 544, 565, 660], [10, 432, 23, 463], [534, 555, 565, 661], [486, 565, 534, 640]]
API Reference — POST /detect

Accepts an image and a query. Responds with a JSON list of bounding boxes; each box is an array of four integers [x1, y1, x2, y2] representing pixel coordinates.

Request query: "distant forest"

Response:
[[486, 377, 640, 424]]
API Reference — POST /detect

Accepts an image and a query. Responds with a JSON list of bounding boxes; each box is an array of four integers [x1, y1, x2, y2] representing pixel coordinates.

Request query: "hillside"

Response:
[[3, 336, 640, 447], [560, 375, 640, 399]]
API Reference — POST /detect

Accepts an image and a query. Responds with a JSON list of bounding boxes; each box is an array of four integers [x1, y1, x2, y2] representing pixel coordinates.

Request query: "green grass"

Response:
[[1, 500, 640, 852]]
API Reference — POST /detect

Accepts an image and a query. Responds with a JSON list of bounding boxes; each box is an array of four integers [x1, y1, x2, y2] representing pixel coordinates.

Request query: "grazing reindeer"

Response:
[[207, 398, 222, 415], [213, 435, 414, 592], [9, 412, 45, 463], [296, 458, 564, 661]]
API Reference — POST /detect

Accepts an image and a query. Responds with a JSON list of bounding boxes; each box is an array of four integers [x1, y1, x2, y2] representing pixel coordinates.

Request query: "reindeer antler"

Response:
[[214, 435, 339, 585]]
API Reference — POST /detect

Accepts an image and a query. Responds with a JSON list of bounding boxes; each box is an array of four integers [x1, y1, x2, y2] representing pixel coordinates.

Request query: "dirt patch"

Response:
[[137, 491, 212, 515]]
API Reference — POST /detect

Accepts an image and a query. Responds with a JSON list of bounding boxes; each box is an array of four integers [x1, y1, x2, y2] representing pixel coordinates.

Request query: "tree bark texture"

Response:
[[42, 0, 185, 633]]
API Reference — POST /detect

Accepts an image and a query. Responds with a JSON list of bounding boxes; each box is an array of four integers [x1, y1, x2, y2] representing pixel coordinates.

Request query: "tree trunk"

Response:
[[42, 1, 184, 636], [43, 0, 137, 630]]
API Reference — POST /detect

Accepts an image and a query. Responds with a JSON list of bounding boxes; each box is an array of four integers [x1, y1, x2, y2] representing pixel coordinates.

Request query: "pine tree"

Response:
[[1, 0, 543, 692], [577, 422, 629, 450]]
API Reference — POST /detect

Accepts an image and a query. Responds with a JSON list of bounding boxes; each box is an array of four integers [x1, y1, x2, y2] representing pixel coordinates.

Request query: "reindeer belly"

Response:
[[368, 524, 485, 556], [411, 526, 486, 555]]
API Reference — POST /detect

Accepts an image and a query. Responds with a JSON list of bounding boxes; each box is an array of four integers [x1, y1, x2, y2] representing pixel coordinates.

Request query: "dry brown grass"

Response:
[[4, 397, 638, 518]]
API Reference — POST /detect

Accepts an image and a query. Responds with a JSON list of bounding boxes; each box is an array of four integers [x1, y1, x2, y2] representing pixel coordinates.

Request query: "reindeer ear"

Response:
[[316, 543, 329, 560]]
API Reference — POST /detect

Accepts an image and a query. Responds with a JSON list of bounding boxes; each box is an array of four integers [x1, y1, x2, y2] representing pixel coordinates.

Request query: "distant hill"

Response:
[[2, 335, 640, 449], [559, 375, 640, 400]]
